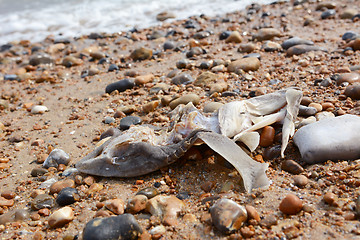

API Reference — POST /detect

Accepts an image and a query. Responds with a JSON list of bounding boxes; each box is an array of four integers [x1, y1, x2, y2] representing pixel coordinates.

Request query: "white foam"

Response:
[[0, 0, 274, 44]]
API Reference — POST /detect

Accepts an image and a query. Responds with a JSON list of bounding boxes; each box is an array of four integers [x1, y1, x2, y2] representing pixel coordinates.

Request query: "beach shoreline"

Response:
[[1, 0, 360, 239]]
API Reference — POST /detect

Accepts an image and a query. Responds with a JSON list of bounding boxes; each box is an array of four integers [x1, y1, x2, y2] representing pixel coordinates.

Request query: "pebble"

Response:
[[62, 55, 83, 67], [281, 37, 314, 50], [0, 196, 14, 207], [346, 38, 360, 51], [87, 183, 103, 195], [48, 206, 74, 228], [104, 116, 115, 124], [286, 45, 327, 56], [105, 78, 135, 94], [210, 199, 247, 234], [279, 194, 303, 215], [263, 145, 281, 160], [119, 116, 142, 130], [50, 179, 75, 194], [31, 194, 55, 210], [1, 190, 15, 200], [227, 57, 260, 72], [262, 41, 282, 52], [31, 167, 48, 177], [186, 47, 204, 58], [225, 31, 243, 43], [4, 74, 19, 81], [345, 84, 360, 100], [293, 175, 309, 188], [203, 102, 223, 113], [169, 94, 200, 109], [308, 103, 322, 112], [321, 9, 336, 19], [127, 195, 148, 213], [163, 41, 175, 50], [340, 9, 358, 19], [298, 105, 317, 116], [253, 28, 281, 41], [171, 73, 194, 85], [323, 192, 337, 206], [297, 116, 316, 128], [259, 126, 275, 147], [156, 11, 175, 21], [83, 214, 142, 240], [316, 2, 336, 10], [281, 160, 304, 174], [56, 187, 80, 206], [90, 51, 105, 60], [108, 64, 119, 72], [130, 47, 153, 61], [315, 111, 335, 121], [293, 115, 360, 164], [137, 187, 160, 199], [29, 53, 54, 66], [335, 72, 360, 85], [0, 209, 29, 225], [245, 205, 260, 222], [243, 52, 261, 60], [176, 59, 191, 69], [43, 149, 70, 168], [149, 225, 166, 237], [342, 31, 358, 41], [105, 199, 125, 215], [146, 195, 185, 226], [31, 105, 49, 114], [259, 214, 278, 228], [194, 71, 218, 87], [193, 31, 210, 39], [238, 43, 257, 53], [135, 74, 154, 85], [219, 31, 231, 40]]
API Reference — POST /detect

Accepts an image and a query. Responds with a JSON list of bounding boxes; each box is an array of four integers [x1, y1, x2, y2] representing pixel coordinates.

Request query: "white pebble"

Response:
[[31, 105, 49, 114]]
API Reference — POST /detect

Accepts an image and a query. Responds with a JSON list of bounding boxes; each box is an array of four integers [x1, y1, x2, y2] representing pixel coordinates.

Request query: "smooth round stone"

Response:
[[127, 195, 148, 213], [108, 64, 119, 72], [176, 59, 190, 69], [105, 199, 125, 215], [293, 175, 309, 188], [308, 103, 322, 112], [119, 116, 142, 130], [323, 192, 337, 206], [62, 55, 83, 67], [341, 9, 358, 19], [104, 116, 115, 124], [0, 197, 14, 207], [29, 53, 54, 66], [83, 214, 142, 240], [228, 57, 260, 72], [4, 74, 19, 81], [281, 37, 314, 50], [243, 53, 261, 59], [149, 225, 166, 237], [130, 47, 153, 61], [31, 167, 48, 177], [342, 31, 358, 41], [263, 145, 281, 160], [171, 73, 194, 85], [210, 199, 247, 234], [90, 51, 105, 60], [193, 31, 210, 39], [219, 31, 232, 40], [259, 126, 275, 147], [221, 91, 238, 97], [31, 105, 49, 114], [199, 61, 212, 69], [163, 41, 175, 50], [315, 111, 335, 121], [253, 28, 281, 41], [238, 43, 257, 53], [316, 2, 336, 10], [262, 41, 282, 52], [298, 106, 317, 116], [186, 47, 204, 58], [194, 71, 217, 87], [48, 206, 74, 228], [136, 187, 160, 199], [56, 187, 80, 206], [105, 78, 135, 94], [297, 116, 316, 128], [43, 149, 70, 168], [225, 31, 243, 43], [176, 191, 190, 200], [50, 179, 75, 194], [281, 160, 304, 174], [279, 194, 303, 215], [169, 94, 200, 110], [335, 72, 360, 85], [156, 11, 175, 21], [287, 45, 327, 56], [0, 209, 30, 225], [321, 9, 336, 19], [203, 102, 223, 113], [31, 194, 55, 210], [1, 190, 15, 200], [99, 128, 121, 140], [245, 205, 260, 222], [320, 78, 331, 87], [345, 84, 360, 100]]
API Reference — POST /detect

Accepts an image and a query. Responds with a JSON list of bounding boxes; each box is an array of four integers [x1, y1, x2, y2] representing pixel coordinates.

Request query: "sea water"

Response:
[[0, 0, 275, 44]]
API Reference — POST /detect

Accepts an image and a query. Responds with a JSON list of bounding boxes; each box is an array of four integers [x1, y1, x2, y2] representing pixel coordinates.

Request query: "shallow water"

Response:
[[0, 0, 274, 44]]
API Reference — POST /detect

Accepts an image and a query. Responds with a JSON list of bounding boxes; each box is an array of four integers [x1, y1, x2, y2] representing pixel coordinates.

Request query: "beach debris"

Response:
[[293, 114, 360, 164], [76, 89, 302, 192]]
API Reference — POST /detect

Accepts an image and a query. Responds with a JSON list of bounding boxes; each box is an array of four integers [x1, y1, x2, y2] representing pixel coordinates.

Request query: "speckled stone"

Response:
[[43, 149, 70, 168], [130, 47, 153, 61], [48, 206, 74, 228], [194, 71, 218, 87], [227, 57, 260, 72], [31, 194, 55, 210]]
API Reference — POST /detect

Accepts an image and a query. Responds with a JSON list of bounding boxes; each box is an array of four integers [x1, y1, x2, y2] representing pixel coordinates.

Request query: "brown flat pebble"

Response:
[[245, 205, 260, 222], [281, 160, 304, 174], [293, 175, 309, 188], [323, 192, 338, 206], [0, 196, 14, 207], [279, 194, 303, 215], [1, 190, 15, 199], [50, 179, 75, 194]]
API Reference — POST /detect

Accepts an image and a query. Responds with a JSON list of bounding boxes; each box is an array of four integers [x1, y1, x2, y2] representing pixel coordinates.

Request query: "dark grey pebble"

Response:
[[263, 145, 281, 160], [43, 149, 71, 168], [0, 43, 12, 52], [281, 37, 314, 50], [83, 214, 142, 240], [99, 58, 110, 65], [199, 61, 212, 69], [221, 91, 238, 97], [176, 192, 190, 200], [148, 30, 165, 40], [342, 31, 358, 41], [100, 128, 121, 140], [193, 31, 210, 39], [243, 53, 261, 59], [219, 31, 232, 40], [119, 116, 142, 130], [298, 106, 317, 116], [56, 187, 80, 206], [88, 33, 104, 39], [287, 45, 327, 56], [176, 59, 190, 69], [31, 168, 48, 177], [31, 46, 42, 53], [186, 47, 204, 58], [108, 64, 119, 72], [29, 53, 54, 66], [321, 9, 336, 19], [54, 38, 71, 44], [171, 73, 194, 85], [163, 41, 175, 51], [4, 74, 19, 81], [320, 78, 332, 87], [31, 194, 55, 210], [352, 14, 360, 21], [104, 116, 115, 124], [105, 78, 135, 94], [136, 187, 160, 199]]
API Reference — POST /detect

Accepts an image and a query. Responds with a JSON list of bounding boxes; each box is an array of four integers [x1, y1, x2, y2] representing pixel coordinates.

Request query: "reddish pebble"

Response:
[[50, 179, 75, 194], [38, 208, 51, 216], [1, 190, 15, 199], [0, 196, 14, 207], [259, 126, 275, 147], [245, 205, 260, 222], [323, 192, 337, 206], [279, 194, 303, 215], [83, 176, 95, 186], [105, 199, 125, 215]]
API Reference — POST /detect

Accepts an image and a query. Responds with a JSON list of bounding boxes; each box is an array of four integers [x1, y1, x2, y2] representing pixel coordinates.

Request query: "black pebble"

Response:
[[56, 187, 79, 206], [119, 116, 142, 130], [342, 31, 358, 41], [105, 78, 135, 94], [163, 41, 175, 51], [108, 64, 119, 71], [136, 187, 160, 199], [321, 9, 336, 19]]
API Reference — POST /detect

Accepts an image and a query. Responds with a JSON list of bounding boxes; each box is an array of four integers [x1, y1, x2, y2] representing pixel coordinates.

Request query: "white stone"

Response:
[[31, 105, 49, 114]]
